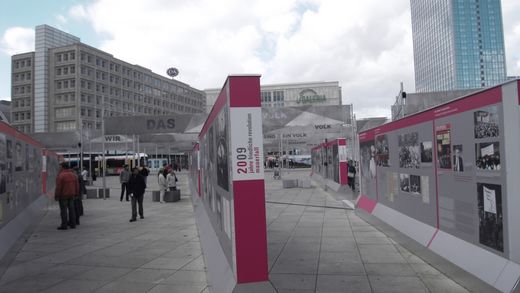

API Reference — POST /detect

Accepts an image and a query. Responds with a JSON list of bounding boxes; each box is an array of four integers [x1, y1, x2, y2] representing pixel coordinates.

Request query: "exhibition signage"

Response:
[[357, 81, 520, 292], [194, 75, 269, 292]]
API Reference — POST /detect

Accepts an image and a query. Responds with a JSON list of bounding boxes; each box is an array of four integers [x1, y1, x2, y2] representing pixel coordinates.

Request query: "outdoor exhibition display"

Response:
[[357, 80, 520, 292], [190, 75, 271, 292], [262, 104, 354, 156], [0, 121, 60, 260], [310, 138, 348, 192]]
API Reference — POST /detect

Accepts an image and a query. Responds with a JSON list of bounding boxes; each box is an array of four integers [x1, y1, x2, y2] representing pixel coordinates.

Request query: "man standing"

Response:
[[55, 163, 78, 230], [453, 148, 464, 172], [348, 160, 357, 192], [129, 167, 146, 222], [119, 165, 131, 201]]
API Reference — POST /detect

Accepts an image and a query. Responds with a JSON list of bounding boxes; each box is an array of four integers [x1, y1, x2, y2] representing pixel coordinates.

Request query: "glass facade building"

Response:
[[411, 0, 507, 92]]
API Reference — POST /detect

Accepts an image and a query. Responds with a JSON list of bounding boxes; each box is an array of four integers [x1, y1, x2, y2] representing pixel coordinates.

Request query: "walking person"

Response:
[[347, 160, 357, 192], [73, 166, 85, 225], [55, 163, 78, 230], [166, 169, 178, 191], [119, 165, 131, 202], [158, 168, 168, 203], [129, 167, 146, 222]]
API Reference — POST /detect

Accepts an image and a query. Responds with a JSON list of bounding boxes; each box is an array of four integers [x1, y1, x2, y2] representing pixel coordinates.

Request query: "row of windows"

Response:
[[55, 51, 76, 63], [12, 111, 31, 121], [56, 65, 76, 76], [56, 121, 76, 132], [56, 93, 76, 105], [12, 98, 31, 108], [12, 85, 31, 95], [261, 91, 285, 102], [14, 124, 31, 133], [13, 58, 32, 69], [13, 72, 32, 82], [56, 79, 76, 90]]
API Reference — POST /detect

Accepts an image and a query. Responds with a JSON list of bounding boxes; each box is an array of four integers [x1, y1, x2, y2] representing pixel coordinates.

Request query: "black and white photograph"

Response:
[[375, 134, 389, 167], [474, 106, 500, 139], [421, 176, 430, 204], [398, 132, 420, 169], [409, 175, 421, 195], [420, 141, 433, 163], [360, 140, 376, 179], [475, 142, 500, 171], [436, 125, 451, 169], [386, 173, 397, 202], [477, 183, 503, 252], [399, 173, 410, 192], [453, 144, 464, 172], [216, 108, 229, 191], [15, 142, 23, 172]]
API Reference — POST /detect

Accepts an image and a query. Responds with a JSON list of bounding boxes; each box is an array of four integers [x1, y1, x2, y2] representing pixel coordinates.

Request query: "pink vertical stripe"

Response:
[[339, 162, 348, 185], [233, 179, 269, 283]]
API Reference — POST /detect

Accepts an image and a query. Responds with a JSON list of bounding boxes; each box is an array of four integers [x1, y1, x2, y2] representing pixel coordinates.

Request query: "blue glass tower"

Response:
[[411, 0, 507, 92]]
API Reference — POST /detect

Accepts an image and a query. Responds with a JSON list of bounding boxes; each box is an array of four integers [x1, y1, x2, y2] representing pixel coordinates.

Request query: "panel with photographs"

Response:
[[359, 139, 377, 199], [477, 183, 503, 252], [375, 134, 389, 167], [398, 132, 420, 169]]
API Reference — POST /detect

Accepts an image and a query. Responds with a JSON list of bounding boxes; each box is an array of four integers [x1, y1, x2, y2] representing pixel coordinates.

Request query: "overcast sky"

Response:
[[1, 0, 519, 118]]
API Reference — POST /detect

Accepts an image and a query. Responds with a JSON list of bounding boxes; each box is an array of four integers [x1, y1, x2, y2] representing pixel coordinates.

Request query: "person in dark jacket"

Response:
[[73, 166, 85, 225], [128, 167, 146, 222], [119, 165, 131, 201], [55, 163, 79, 230], [347, 160, 357, 191]]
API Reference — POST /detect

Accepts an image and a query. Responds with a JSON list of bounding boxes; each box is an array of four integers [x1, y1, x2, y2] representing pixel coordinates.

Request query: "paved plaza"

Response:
[[0, 169, 480, 292]]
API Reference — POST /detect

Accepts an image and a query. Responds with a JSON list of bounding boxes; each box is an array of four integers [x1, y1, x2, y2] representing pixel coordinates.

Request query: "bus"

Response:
[[95, 153, 148, 176]]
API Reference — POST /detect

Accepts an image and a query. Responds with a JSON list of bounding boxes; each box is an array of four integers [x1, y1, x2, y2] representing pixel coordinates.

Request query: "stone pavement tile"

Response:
[[41, 279, 108, 293], [0, 261, 55, 285], [354, 236, 393, 245], [368, 276, 429, 293], [358, 244, 407, 264], [37, 264, 93, 279], [67, 253, 156, 268], [318, 260, 366, 275], [320, 239, 358, 253], [32, 251, 89, 264], [141, 256, 195, 270], [116, 268, 177, 283], [271, 257, 319, 274], [364, 263, 416, 276], [0, 276, 63, 293], [269, 273, 316, 291], [315, 275, 371, 293], [72, 267, 133, 281], [161, 270, 207, 285], [93, 281, 156, 293], [420, 276, 471, 293], [147, 284, 207, 293], [182, 255, 207, 271], [11, 251, 47, 263]]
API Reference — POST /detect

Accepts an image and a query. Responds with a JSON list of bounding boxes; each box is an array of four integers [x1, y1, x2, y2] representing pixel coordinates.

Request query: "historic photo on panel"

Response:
[[216, 108, 229, 191], [475, 142, 500, 171], [398, 132, 420, 169], [375, 134, 389, 167], [477, 183, 503, 252], [474, 106, 499, 139]]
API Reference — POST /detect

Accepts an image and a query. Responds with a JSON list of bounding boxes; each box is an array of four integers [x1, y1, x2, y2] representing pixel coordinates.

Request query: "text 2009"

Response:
[[236, 147, 248, 174]]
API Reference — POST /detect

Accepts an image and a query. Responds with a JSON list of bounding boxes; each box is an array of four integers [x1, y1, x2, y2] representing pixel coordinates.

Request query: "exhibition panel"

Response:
[[310, 138, 348, 191], [191, 75, 271, 293], [357, 81, 520, 291]]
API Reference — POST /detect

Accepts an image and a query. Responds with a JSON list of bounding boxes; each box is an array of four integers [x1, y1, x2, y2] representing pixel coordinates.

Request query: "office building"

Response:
[[204, 81, 341, 113], [411, 0, 507, 92], [11, 25, 206, 133]]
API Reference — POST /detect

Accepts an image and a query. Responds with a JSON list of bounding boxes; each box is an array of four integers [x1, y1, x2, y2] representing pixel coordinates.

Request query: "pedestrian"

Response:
[[73, 166, 85, 223], [158, 168, 168, 203], [81, 167, 88, 182], [140, 165, 149, 185], [128, 167, 146, 222], [55, 163, 78, 230], [348, 160, 357, 191], [119, 165, 131, 201], [166, 168, 178, 191]]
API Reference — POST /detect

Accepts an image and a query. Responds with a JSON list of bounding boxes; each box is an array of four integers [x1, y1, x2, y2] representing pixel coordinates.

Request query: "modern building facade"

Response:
[[411, 0, 507, 92], [11, 25, 206, 133], [204, 81, 342, 113]]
